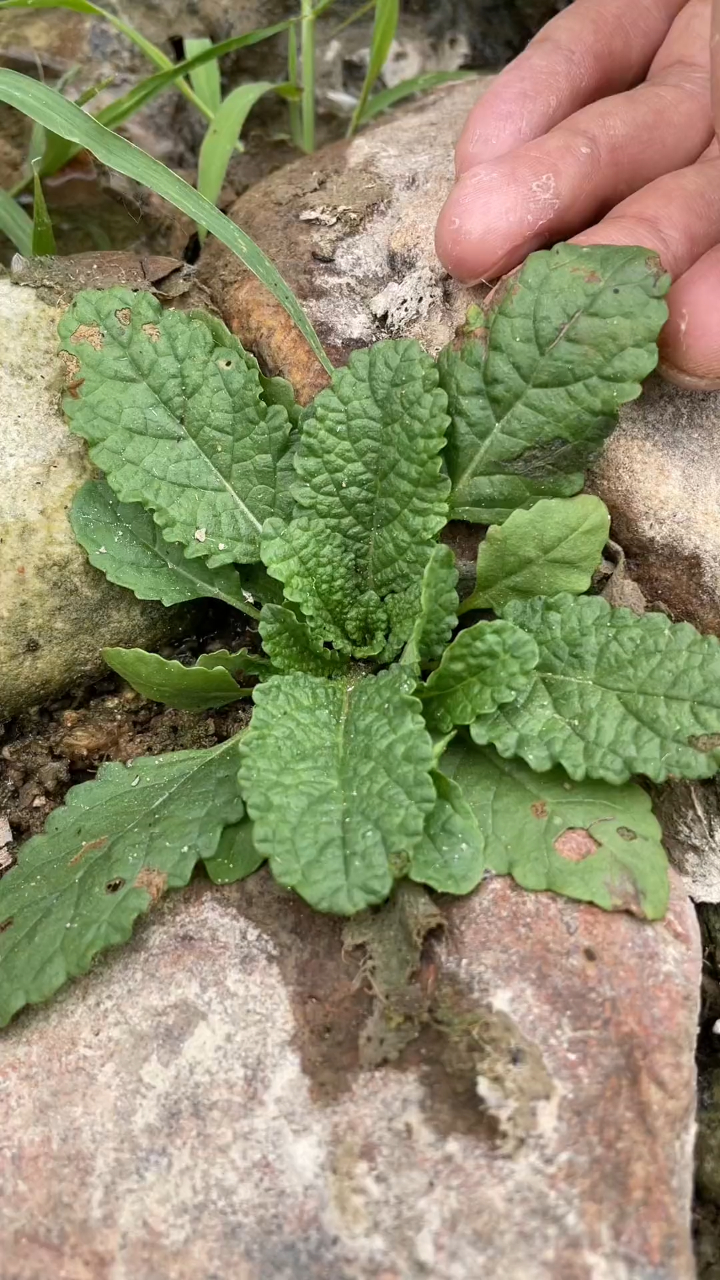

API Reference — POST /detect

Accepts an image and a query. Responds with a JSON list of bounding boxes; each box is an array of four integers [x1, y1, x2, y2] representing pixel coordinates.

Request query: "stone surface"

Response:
[[0, 279, 193, 721], [0, 868, 700, 1280]]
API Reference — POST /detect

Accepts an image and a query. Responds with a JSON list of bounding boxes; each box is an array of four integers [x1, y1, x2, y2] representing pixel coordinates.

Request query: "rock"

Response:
[[0, 868, 700, 1279], [0, 279, 193, 722]]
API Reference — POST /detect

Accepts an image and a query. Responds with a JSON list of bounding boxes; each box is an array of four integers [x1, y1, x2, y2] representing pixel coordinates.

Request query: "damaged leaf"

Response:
[[0, 738, 244, 1026]]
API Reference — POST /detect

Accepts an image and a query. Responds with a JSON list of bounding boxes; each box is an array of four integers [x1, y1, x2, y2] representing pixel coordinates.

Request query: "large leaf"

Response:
[[202, 818, 264, 885], [102, 647, 254, 710], [0, 69, 332, 372], [69, 479, 258, 614], [421, 619, 539, 733], [471, 594, 720, 784], [408, 769, 485, 895], [258, 603, 348, 676], [401, 543, 459, 666], [238, 667, 436, 915], [0, 737, 244, 1026], [262, 339, 450, 656], [440, 740, 669, 919], [437, 244, 670, 524], [461, 495, 610, 614], [60, 290, 294, 566]]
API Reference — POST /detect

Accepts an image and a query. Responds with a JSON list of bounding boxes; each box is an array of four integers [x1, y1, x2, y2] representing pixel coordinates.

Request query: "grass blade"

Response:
[[183, 36, 222, 115], [0, 70, 332, 372], [31, 164, 56, 254], [287, 26, 303, 149], [300, 0, 316, 152], [197, 80, 287, 217], [348, 0, 399, 136], [331, 0, 373, 36], [359, 69, 477, 125], [0, 188, 32, 254]]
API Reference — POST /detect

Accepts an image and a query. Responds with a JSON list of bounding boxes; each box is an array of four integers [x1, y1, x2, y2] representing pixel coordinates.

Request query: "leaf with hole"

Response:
[[439, 740, 669, 918], [0, 737, 244, 1026]]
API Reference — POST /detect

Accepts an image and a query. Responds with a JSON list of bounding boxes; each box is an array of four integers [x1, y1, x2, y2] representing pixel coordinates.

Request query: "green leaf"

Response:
[[437, 244, 670, 524], [0, 69, 332, 373], [359, 70, 477, 124], [408, 769, 485, 895], [471, 593, 720, 784], [440, 740, 669, 919], [196, 649, 269, 677], [203, 818, 264, 885], [0, 737, 244, 1026], [259, 603, 348, 676], [197, 81, 289, 215], [421, 619, 539, 733], [102, 647, 253, 709], [69, 479, 259, 616], [0, 187, 32, 255], [260, 372, 301, 428], [60, 290, 294, 567], [262, 339, 450, 656], [401, 543, 459, 666], [238, 667, 436, 915], [461, 495, 610, 614], [349, 0, 399, 134], [30, 163, 56, 255], [183, 36, 222, 114]]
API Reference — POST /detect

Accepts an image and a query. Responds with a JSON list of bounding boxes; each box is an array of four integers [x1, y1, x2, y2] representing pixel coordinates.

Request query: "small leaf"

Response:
[[260, 372, 301, 427], [197, 81, 285, 213], [69, 480, 257, 614], [438, 244, 670, 524], [103, 647, 254, 710], [196, 649, 269, 677], [402, 543, 459, 666], [60, 290, 294, 566], [203, 818, 264, 885], [31, 163, 56, 255], [259, 603, 348, 676], [349, 0, 399, 134], [239, 667, 436, 915], [262, 339, 450, 656], [471, 593, 720, 783], [183, 36, 222, 114], [408, 769, 485, 895], [0, 187, 32, 256], [359, 70, 477, 124], [440, 740, 669, 919], [462, 495, 610, 613], [0, 737, 244, 1026], [421, 619, 539, 733]]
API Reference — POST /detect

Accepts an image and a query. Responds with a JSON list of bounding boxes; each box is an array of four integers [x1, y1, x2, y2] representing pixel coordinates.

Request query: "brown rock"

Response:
[[0, 869, 699, 1279]]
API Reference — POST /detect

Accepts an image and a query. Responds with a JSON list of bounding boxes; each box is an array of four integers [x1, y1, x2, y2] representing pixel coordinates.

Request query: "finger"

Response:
[[659, 246, 720, 388], [455, 0, 689, 175], [437, 30, 712, 284]]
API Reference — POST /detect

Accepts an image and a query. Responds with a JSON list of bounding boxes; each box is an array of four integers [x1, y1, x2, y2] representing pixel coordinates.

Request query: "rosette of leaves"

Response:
[[4, 242, 717, 1030]]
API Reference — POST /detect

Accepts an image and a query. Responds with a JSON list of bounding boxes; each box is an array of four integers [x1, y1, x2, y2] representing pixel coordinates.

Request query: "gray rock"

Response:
[[0, 280, 192, 721], [0, 869, 700, 1279]]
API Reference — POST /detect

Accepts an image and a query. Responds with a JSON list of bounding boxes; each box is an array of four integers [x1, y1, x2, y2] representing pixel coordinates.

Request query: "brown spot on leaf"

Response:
[[554, 828, 599, 862], [135, 867, 168, 903], [617, 827, 637, 842], [0, 918, 13, 933], [690, 734, 720, 752], [69, 836, 108, 866], [70, 324, 103, 351], [141, 322, 161, 342], [115, 308, 132, 326], [530, 801, 547, 819], [605, 872, 644, 918], [59, 350, 80, 377], [105, 877, 125, 894]]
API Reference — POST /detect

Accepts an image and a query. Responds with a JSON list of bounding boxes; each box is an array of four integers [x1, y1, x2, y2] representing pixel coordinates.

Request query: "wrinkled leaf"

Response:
[[438, 244, 670, 524], [239, 667, 436, 914], [69, 479, 257, 614], [259, 603, 348, 676], [203, 818, 264, 885], [402, 543, 459, 666], [0, 737, 244, 1026], [471, 594, 720, 783], [421, 619, 539, 733], [440, 740, 669, 918], [60, 290, 294, 566], [462, 495, 610, 613], [263, 339, 449, 656], [408, 769, 485, 894], [103, 647, 254, 709]]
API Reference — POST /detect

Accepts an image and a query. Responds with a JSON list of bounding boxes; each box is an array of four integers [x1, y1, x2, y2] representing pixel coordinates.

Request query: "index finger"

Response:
[[456, 0, 690, 176]]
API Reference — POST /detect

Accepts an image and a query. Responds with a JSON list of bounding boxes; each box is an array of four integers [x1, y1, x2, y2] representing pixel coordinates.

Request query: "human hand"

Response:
[[436, 0, 720, 390]]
